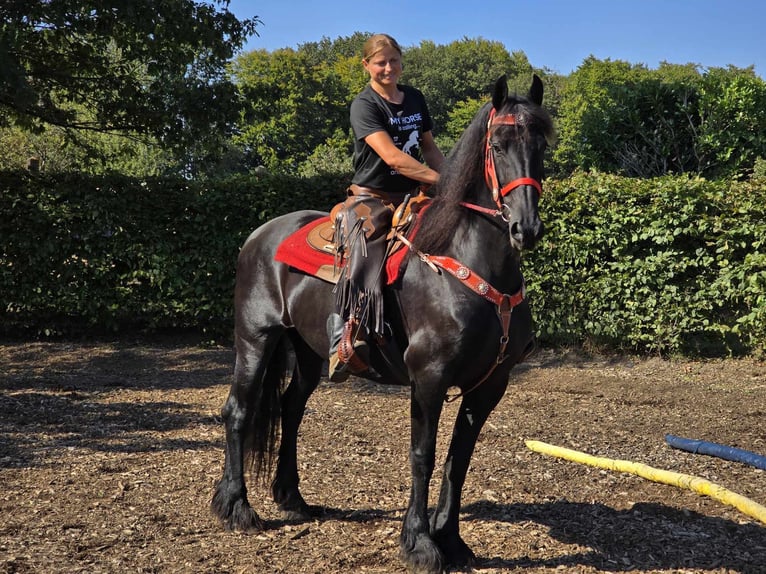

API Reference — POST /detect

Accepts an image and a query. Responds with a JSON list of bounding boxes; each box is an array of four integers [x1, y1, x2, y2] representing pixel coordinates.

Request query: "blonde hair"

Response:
[[362, 33, 402, 62]]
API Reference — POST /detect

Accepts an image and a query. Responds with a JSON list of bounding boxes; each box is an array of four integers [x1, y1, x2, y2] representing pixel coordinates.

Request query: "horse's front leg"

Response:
[[400, 384, 445, 573], [430, 375, 508, 567]]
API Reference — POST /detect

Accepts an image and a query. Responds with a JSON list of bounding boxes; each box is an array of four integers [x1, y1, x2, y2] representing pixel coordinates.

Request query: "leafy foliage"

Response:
[[0, 0, 259, 172], [231, 46, 359, 171], [400, 39, 533, 133], [441, 97, 486, 150], [0, 122, 176, 175], [3, 170, 764, 357], [0, 170, 347, 337], [526, 172, 766, 356], [697, 67, 766, 178], [230, 35, 561, 172], [2, 21, 764, 180], [554, 58, 766, 179]]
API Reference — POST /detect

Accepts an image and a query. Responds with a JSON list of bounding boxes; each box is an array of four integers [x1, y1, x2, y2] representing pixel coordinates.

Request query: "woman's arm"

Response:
[[364, 130, 442, 185], [420, 130, 445, 173]]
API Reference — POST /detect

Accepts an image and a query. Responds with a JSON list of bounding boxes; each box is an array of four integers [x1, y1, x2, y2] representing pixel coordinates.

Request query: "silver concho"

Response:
[[478, 282, 489, 295], [456, 266, 470, 279]]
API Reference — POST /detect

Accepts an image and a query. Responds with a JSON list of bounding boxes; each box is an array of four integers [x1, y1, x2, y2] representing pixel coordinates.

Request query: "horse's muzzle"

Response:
[[510, 217, 544, 250]]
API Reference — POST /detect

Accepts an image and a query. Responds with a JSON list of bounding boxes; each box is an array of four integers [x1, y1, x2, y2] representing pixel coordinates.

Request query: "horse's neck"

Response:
[[445, 211, 522, 288]]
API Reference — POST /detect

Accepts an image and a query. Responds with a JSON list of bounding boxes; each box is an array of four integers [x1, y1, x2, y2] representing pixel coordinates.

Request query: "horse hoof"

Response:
[[279, 504, 312, 522], [400, 533, 444, 574], [432, 528, 476, 568], [212, 489, 264, 532], [437, 534, 476, 569], [274, 489, 312, 522], [226, 499, 265, 531]]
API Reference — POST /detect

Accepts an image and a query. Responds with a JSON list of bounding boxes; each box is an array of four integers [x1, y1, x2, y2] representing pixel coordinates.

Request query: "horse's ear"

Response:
[[492, 74, 508, 110], [528, 74, 543, 106]]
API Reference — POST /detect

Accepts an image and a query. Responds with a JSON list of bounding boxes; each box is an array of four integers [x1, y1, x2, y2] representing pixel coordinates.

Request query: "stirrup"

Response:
[[328, 351, 351, 383], [328, 341, 368, 382], [338, 319, 370, 374]]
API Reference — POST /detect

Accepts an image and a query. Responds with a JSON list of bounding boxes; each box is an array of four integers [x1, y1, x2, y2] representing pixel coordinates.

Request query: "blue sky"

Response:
[[227, 0, 764, 77]]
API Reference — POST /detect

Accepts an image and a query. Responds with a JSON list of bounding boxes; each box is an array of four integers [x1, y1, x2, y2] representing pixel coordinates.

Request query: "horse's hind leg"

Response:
[[212, 331, 282, 531], [272, 335, 323, 521]]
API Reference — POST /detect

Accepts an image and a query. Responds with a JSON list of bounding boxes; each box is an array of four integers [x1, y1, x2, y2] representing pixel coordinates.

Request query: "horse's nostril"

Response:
[[510, 219, 543, 248]]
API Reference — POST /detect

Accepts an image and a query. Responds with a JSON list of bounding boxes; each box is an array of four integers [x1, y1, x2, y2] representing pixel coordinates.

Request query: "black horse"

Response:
[[212, 75, 553, 573]]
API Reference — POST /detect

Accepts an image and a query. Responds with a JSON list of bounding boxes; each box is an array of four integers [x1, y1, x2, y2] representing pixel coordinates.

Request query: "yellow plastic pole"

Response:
[[525, 440, 766, 525]]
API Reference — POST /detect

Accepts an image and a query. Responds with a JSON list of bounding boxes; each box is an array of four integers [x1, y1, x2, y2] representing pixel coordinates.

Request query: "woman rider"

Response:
[[328, 33, 445, 382]]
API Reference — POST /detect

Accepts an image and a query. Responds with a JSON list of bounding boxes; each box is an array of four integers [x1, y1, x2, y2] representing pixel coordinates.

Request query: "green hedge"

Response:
[[2, 170, 764, 356], [525, 172, 766, 356], [0, 171, 348, 338]]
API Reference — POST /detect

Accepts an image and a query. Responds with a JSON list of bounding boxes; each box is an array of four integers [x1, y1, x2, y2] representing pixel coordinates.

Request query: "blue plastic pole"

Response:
[[665, 434, 766, 471]]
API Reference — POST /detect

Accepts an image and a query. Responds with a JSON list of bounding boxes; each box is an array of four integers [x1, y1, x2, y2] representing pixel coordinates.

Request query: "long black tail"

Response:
[[246, 337, 288, 484]]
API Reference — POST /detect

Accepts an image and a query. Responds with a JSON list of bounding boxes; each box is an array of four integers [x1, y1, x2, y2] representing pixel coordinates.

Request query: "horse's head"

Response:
[[411, 75, 554, 258], [485, 74, 552, 251]]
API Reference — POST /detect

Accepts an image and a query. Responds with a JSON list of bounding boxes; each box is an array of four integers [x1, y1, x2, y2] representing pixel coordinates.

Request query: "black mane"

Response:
[[412, 94, 553, 255]]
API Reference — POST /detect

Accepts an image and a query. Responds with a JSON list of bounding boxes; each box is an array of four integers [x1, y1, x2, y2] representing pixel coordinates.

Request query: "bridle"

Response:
[[460, 107, 543, 220]]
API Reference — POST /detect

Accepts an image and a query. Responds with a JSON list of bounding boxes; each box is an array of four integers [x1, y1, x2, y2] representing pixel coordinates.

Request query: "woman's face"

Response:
[[363, 46, 402, 87]]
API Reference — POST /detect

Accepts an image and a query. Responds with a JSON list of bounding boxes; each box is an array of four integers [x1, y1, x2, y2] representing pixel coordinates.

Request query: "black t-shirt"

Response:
[[349, 84, 434, 194]]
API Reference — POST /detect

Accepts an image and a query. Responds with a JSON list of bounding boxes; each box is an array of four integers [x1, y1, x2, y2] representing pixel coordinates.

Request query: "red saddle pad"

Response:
[[274, 216, 407, 285]]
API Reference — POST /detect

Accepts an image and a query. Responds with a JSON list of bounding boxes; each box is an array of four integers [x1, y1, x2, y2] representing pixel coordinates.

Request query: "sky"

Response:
[[227, 0, 764, 78]]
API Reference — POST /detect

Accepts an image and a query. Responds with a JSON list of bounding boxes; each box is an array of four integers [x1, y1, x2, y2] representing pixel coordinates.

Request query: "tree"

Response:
[[232, 48, 333, 170], [697, 66, 766, 178], [0, 0, 259, 171], [231, 35, 552, 172], [0, 122, 174, 175], [554, 57, 766, 178], [231, 35, 367, 172], [298, 32, 369, 68], [553, 57, 637, 175], [444, 97, 486, 145], [553, 57, 704, 177], [401, 38, 532, 134]]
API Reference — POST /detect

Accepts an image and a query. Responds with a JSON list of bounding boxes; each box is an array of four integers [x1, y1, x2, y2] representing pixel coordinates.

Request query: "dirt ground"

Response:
[[1, 340, 765, 574]]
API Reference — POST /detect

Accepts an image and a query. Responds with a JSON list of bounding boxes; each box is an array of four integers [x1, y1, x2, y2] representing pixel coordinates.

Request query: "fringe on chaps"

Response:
[[333, 193, 396, 337]]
